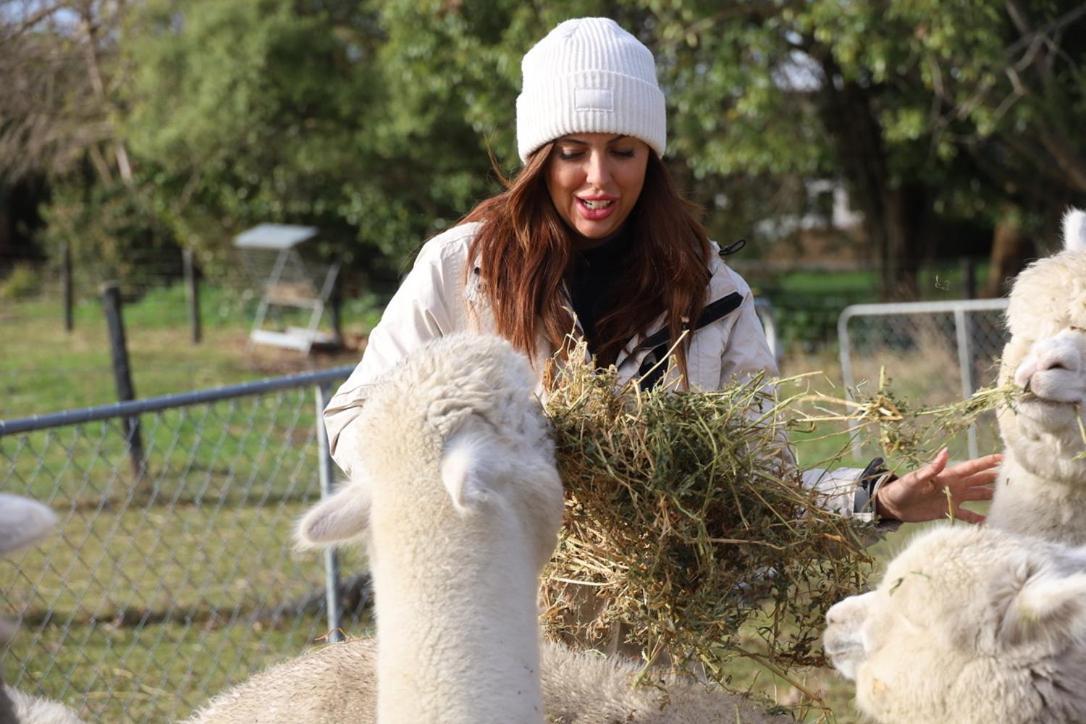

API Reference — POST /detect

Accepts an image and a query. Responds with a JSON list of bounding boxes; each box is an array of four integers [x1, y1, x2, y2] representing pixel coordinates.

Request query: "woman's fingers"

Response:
[[880, 450, 1001, 524], [950, 468, 1000, 489], [933, 452, 1002, 491], [901, 448, 950, 485], [956, 484, 994, 502], [951, 507, 986, 525], [941, 452, 1003, 479]]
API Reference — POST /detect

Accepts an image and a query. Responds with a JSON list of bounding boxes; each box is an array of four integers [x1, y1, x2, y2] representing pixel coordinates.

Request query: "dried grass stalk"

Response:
[[539, 354, 874, 682], [793, 369, 1021, 468]]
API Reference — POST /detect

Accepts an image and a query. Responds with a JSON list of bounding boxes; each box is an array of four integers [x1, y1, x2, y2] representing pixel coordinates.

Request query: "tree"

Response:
[[121, 0, 385, 278], [11, 0, 1085, 298], [0, 0, 134, 264], [646, 0, 1085, 298]]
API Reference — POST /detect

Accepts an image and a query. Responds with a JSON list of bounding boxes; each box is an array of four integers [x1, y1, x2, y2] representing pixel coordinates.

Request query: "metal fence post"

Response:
[[62, 242, 74, 332], [953, 307, 979, 459], [754, 299, 779, 368], [184, 247, 202, 344], [837, 308, 865, 460], [101, 281, 145, 478], [315, 383, 344, 642]]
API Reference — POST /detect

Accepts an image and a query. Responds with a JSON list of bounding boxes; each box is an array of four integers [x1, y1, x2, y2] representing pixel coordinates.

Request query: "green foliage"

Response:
[[123, 0, 381, 269], [18, 0, 1085, 287], [38, 180, 180, 291], [0, 264, 41, 300]]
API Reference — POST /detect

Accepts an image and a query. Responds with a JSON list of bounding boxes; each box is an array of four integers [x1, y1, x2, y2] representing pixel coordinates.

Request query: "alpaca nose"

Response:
[[826, 593, 869, 624], [1014, 332, 1085, 397]]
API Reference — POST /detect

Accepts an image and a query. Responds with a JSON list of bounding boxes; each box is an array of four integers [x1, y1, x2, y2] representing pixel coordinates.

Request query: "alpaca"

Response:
[[824, 524, 1086, 723], [0, 494, 84, 724], [987, 208, 1086, 544], [0, 493, 57, 556], [187, 636, 789, 723], [188, 333, 789, 723]]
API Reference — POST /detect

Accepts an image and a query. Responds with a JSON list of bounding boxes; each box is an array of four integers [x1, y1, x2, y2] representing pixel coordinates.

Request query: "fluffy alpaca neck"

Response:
[[372, 525, 544, 724], [989, 453, 1086, 545]]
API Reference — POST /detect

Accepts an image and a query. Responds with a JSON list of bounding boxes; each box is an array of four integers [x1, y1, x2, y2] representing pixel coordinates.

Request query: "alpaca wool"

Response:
[[516, 17, 667, 162]]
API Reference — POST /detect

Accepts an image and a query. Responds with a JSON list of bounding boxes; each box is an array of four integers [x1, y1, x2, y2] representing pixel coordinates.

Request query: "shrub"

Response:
[[0, 264, 42, 300], [38, 182, 180, 297]]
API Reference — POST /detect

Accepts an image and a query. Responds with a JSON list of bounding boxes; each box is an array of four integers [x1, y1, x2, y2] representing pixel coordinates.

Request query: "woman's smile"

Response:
[[546, 133, 649, 243]]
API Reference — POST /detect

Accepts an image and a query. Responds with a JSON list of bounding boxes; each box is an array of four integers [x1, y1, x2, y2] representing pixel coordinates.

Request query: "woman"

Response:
[[325, 17, 998, 525]]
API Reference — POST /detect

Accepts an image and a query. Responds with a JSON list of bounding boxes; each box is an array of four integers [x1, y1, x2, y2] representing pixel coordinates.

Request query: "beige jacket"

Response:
[[324, 222, 870, 518]]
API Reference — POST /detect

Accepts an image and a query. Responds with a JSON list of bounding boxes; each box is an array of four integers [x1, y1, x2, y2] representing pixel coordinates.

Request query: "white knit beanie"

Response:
[[516, 17, 666, 163]]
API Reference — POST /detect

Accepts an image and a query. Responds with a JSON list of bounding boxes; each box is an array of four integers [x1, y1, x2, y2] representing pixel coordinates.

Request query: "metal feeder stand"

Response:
[[234, 223, 340, 353]]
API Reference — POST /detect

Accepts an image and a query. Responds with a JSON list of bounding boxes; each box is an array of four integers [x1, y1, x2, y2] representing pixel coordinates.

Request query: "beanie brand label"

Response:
[[574, 88, 614, 112]]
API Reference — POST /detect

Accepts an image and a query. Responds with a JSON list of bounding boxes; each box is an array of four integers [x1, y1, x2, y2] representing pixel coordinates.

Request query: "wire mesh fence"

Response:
[[0, 366, 369, 723], [838, 298, 1010, 460]]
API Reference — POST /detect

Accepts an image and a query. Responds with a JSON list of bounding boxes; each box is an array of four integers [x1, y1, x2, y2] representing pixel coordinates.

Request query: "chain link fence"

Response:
[[838, 298, 1010, 460], [0, 366, 370, 723]]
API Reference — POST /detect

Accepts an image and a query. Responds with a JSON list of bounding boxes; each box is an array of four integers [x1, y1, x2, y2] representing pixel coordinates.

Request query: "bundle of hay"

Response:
[[539, 357, 873, 682]]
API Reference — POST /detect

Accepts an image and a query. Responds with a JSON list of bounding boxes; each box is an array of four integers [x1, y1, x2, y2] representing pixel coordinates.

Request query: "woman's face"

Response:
[[545, 133, 650, 245]]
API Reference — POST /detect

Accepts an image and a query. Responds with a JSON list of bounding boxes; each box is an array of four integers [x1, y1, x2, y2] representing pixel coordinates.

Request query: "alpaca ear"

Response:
[[1063, 208, 1086, 252], [440, 428, 501, 513], [1000, 569, 1086, 647], [295, 480, 372, 550]]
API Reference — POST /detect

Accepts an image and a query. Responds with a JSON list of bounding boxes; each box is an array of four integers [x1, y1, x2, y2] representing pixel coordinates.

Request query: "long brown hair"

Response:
[[463, 145, 711, 383]]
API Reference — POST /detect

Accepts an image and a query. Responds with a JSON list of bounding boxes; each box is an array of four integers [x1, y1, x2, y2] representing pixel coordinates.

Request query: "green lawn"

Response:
[[766, 259, 991, 299], [0, 285, 378, 419], [3, 503, 372, 722]]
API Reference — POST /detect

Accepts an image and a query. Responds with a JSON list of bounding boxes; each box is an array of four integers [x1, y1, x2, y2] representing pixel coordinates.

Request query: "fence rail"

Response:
[[0, 366, 358, 722]]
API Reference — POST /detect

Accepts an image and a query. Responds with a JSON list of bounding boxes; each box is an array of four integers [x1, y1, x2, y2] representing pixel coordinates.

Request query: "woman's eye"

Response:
[[610, 148, 636, 158], [557, 149, 584, 160]]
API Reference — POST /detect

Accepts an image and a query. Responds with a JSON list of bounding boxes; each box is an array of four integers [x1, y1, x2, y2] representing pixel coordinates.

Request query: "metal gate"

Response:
[[838, 298, 1010, 460]]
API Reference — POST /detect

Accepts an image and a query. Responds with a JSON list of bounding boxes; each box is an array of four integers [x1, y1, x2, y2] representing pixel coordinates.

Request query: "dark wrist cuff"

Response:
[[855, 457, 899, 521]]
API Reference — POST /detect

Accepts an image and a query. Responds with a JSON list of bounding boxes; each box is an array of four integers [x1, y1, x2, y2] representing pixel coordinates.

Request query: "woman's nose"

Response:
[[584, 151, 612, 187]]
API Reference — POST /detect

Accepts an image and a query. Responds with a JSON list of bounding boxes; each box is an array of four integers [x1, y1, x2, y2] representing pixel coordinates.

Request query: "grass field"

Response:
[[0, 284, 379, 419], [0, 281, 994, 721], [5, 504, 372, 721]]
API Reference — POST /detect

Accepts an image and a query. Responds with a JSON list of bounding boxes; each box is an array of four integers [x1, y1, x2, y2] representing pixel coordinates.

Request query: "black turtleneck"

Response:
[[566, 227, 635, 356]]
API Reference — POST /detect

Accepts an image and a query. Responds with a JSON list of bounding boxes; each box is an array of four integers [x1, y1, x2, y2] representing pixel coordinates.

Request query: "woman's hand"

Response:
[[874, 448, 1002, 524]]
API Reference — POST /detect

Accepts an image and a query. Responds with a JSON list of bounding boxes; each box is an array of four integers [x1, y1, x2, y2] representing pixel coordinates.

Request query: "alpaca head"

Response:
[[997, 208, 1086, 480], [296, 333, 564, 574], [0, 494, 57, 642], [824, 525, 1086, 722], [0, 493, 58, 556]]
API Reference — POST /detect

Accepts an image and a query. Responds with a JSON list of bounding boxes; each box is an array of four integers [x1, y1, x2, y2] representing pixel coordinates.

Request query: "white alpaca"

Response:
[[0, 494, 57, 555], [824, 524, 1086, 723], [189, 333, 789, 723], [0, 494, 84, 724], [988, 208, 1086, 544]]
